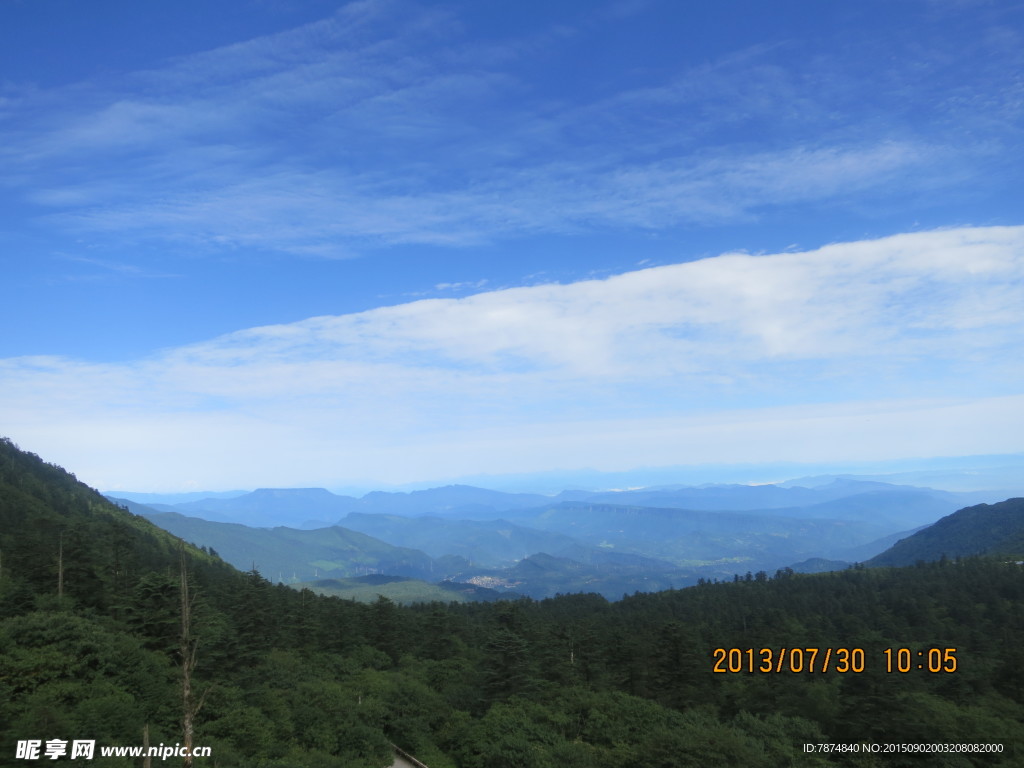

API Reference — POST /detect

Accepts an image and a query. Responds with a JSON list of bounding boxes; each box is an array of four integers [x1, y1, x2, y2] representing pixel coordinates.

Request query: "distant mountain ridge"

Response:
[[167, 487, 360, 527], [109, 477, 1004, 529], [147, 484, 552, 528]]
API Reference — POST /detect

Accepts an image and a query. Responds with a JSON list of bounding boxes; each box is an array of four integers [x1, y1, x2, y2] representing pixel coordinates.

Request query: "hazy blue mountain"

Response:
[[111, 496, 244, 524], [868, 497, 1024, 567], [575, 480, 986, 524], [754, 490, 972, 530], [327, 489, 958, 581], [441, 452, 1024, 495], [137, 504, 679, 600], [135, 501, 680, 600], [781, 455, 1024, 494], [787, 557, 852, 573], [501, 501, 893, 562], [170, 487, 361, 528], [354, 484, 552, 518], [101, 489, 249, 505], [337, 512, 580, 566], [125, 484, 1023, 600], [126, 478, 999, 536], [547, 543, 680, 571], [138, 509, 438, 582], [826, 525, 929, 562], [150, 484, 554, 528], [576, 482, 847, 510]]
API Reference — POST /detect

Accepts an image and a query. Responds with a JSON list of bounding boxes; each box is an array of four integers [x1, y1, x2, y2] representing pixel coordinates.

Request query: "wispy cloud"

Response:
[[54, 254, 182, 282], [3, 226, 1021, 489], [29, 137, 951, 261], [3, 0, 1017, 260]]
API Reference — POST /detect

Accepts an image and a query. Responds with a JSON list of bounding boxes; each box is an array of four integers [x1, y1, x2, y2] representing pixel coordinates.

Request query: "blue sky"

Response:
[[1, 0, 1022, 491]]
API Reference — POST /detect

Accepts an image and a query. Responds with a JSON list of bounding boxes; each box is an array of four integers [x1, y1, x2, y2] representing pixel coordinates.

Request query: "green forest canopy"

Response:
[[1, 437, 1022, 767]]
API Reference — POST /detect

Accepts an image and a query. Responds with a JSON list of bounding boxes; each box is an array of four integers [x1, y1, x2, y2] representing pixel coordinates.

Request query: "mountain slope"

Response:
[[170, 487, 360, 527], [0, 439, 233, 612], [338, 512, 581, 566], [356, 484, 551, 518], [501, 501, 897, 568], [135, 508, 439, 582], [0, 437, 399, 766], [868, 497, 1024, 567]]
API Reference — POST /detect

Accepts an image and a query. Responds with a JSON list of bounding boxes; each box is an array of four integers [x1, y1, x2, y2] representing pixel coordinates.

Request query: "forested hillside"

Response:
[[868, 497, 1024, 567], [2, 437, 1023, 766]]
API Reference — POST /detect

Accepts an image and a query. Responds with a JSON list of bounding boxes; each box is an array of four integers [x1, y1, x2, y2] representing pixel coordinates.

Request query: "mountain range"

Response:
[[137, 485, 553, 529], [112, 478, 1019, 601], [118, 478, 1000, 528]]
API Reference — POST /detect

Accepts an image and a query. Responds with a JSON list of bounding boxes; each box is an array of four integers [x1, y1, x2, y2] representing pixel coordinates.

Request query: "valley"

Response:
[[113, 479, 1012, 602]]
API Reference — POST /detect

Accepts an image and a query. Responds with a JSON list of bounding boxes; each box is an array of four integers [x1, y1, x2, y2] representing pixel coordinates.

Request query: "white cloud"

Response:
[[2, 226, 1022, 489], [160, 224, 1022, 377]]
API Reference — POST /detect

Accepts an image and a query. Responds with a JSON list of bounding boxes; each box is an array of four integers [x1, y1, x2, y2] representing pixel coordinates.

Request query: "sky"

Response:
[[1, 0, 1023, 492]]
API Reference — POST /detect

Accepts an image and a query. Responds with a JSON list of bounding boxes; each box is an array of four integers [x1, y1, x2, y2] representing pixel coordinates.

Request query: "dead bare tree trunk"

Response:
[[143, 723, 152, 768], [57, 532, 64, 599], [179, 546, 206, 768]]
